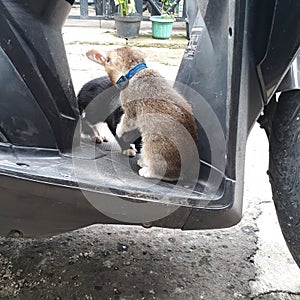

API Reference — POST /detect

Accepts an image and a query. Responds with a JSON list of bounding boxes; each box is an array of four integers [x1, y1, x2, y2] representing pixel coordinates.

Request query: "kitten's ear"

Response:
[[134, 47, 146, 61], [140, 49, 147, 60], [86, 49, 106, 66]]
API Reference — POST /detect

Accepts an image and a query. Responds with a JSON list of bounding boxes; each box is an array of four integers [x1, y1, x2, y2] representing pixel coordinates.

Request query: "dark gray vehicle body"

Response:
[[0, 0, 299, 237]]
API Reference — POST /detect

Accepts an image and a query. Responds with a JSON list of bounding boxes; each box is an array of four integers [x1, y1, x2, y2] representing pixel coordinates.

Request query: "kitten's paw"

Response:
[[95, 136, 103, 143], [137, 158, 146, 167], [101, 136, 108, 143], [139, 167, 157, 178], [95, 135, 108, 143], [116, 123, 124, 138], [122, 149, 136, 157], [81, 133, 105, 144]]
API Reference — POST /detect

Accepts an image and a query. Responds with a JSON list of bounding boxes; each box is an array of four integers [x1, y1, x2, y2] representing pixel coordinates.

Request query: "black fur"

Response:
[[77, 76, 142, 151]]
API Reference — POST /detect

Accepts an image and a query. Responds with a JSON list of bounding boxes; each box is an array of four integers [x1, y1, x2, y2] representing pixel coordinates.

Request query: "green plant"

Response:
[[160, 0, 175, 20], [161, 0, 171, 12], [114, 0, 136, 17]]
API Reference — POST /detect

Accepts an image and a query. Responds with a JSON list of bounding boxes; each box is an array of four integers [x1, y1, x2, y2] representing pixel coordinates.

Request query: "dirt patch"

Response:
[[0, 224, 257, 300]]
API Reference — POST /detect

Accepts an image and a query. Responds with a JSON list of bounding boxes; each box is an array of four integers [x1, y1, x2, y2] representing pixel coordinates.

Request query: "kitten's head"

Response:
[[86, 46, 146, 85]]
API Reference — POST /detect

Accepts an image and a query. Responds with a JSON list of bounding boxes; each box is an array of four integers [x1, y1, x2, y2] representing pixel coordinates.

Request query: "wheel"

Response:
[[260, 90, 300, 267]]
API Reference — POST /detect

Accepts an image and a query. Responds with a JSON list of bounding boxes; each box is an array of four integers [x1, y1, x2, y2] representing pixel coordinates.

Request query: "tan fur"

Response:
[[86, 47, 199, 182]]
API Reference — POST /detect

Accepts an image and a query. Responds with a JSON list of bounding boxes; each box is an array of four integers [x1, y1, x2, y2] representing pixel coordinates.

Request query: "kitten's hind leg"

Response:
[[139, 167, 157, 179], [122, 149, 136, 157], [138, 154, 166, 180], [137, 157, 146, 167]]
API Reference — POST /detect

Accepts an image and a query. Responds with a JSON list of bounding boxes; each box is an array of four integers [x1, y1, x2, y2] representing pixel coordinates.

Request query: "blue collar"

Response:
[[116, 62, 147, 86]]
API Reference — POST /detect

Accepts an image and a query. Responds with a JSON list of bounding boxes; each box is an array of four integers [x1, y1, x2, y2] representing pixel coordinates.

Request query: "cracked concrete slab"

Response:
[[252, 292, 300, 300], [245, 126, 300, 300]]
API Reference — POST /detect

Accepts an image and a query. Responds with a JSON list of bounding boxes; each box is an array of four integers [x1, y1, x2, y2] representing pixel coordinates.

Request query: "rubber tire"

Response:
[[268, 90, 300, 267]]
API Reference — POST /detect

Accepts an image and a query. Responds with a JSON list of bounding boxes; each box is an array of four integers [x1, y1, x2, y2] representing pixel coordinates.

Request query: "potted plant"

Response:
[[114, 0, 142, 38], [150, 0, 176, 39]]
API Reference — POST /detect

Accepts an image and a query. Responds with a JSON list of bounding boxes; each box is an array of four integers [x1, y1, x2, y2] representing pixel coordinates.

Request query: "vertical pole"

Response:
[[80, 0, 89, 19], [135, 0, 143, 15], [95, 0, 102, 15]]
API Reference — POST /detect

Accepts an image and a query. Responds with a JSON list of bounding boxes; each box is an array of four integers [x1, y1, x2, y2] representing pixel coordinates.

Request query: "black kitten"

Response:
[[77, 76, 142, 153]]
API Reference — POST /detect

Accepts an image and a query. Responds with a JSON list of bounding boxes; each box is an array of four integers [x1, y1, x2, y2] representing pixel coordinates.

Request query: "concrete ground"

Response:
[[0, 19, 299, 300]]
